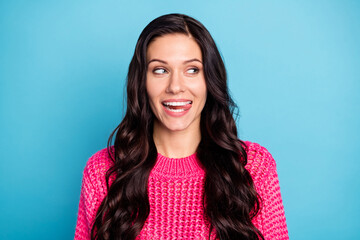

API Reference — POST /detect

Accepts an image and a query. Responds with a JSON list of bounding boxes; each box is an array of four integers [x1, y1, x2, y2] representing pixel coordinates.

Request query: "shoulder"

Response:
[[242, 141, 277, 182], [83, 146, 115, 185]]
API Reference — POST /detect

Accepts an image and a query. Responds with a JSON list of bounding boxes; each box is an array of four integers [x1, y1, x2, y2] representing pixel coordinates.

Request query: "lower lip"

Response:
[[162, 104, 191, 117]]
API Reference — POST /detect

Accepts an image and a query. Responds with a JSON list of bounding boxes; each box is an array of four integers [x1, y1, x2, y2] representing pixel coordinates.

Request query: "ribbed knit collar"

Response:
[[150, 152, 205, 178]]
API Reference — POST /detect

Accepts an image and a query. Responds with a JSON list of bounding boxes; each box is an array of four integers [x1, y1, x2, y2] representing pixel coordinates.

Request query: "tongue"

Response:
[[169, 105, 184, 109], [168, 103, 192, 109]]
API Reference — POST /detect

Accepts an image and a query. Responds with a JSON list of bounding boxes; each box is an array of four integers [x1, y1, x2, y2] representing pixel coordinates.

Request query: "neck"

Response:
[[153, 121, 201, 158]]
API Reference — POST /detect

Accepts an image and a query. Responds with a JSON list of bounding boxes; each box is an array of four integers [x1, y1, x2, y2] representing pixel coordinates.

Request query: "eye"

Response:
[[186, 68, 199, 74], [153, 68, 167, 74]]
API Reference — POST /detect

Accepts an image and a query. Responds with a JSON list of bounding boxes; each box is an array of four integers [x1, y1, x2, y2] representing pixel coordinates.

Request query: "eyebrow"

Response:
[[147, 58, 202, 65]]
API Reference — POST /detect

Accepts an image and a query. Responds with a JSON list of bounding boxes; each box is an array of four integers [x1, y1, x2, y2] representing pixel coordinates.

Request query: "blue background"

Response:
[[1, 0, 359, 239]]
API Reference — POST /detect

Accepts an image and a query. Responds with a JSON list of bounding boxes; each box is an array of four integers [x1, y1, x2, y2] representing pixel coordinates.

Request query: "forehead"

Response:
[[146, 33, 202, 62]]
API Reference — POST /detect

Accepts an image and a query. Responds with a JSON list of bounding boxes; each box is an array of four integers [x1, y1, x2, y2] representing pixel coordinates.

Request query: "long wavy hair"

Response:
[[91, 13, 264, 240]]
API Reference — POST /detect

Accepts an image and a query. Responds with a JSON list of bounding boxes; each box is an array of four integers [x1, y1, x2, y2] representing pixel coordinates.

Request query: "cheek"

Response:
[[200, 92, 207, 110], [146, 80, 156, 101], [195, 81, 207, 104], [146, 94, 158, 118], [146, 81, 161, 111]]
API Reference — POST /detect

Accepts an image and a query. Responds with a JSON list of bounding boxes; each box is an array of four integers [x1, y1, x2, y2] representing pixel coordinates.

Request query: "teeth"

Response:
[[165, 107, 186, 112], [163, 101, 191, 106]]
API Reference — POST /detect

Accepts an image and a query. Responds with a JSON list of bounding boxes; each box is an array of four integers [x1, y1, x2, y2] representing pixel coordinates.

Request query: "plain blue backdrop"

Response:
[[1, 0, 359, 239]]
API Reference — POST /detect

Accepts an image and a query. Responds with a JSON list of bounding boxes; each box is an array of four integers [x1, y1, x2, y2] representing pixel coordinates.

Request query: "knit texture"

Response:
[[74, 141, 289, 239]]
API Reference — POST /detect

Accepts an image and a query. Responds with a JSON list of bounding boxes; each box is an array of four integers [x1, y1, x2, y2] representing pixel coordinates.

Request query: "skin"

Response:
[[146, 33, 207, 158]]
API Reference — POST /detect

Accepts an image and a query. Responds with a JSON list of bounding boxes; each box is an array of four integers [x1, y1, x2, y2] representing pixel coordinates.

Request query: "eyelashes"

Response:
[[153, 68, 167, 74], [152, 67, 200, 75], [186, 68, 199, 74]]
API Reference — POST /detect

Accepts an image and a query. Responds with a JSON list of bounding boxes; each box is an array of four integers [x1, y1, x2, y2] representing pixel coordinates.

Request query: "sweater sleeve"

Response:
[[74, 149, 111, 240], [74, 168, 96, 240], [245, 142, 289, 240]]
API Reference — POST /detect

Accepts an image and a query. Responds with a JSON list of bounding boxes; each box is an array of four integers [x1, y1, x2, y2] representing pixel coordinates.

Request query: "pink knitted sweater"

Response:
[[74, 141, 289, 239]]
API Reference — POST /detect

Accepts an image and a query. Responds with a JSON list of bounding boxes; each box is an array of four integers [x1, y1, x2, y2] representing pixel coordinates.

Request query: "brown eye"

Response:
[[153, 68, 167, 74], [186, 68, 199, 74]]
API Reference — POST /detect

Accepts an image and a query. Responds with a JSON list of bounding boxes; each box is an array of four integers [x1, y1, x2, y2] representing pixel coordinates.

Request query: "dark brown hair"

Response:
[[91, 13, 264, 240]]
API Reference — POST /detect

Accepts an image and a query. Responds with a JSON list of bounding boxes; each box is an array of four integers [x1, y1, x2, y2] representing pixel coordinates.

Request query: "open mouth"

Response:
[[162, 100, 192, 112]]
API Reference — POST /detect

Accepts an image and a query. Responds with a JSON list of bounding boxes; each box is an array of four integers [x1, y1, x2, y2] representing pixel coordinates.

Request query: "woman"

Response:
[[74, 14, 288, 240]]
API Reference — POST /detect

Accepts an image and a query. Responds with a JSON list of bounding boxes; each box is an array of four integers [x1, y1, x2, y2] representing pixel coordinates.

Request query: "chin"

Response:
[[166, 126, 189, 132], [164, 122, 190, 132]]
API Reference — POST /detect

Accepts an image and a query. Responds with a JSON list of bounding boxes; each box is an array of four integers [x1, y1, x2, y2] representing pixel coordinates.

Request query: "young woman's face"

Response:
[[146, 33, 207, 133]]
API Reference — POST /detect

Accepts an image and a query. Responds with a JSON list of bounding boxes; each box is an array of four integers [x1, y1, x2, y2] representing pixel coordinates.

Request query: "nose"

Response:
[[165, 70, 185, 94]]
